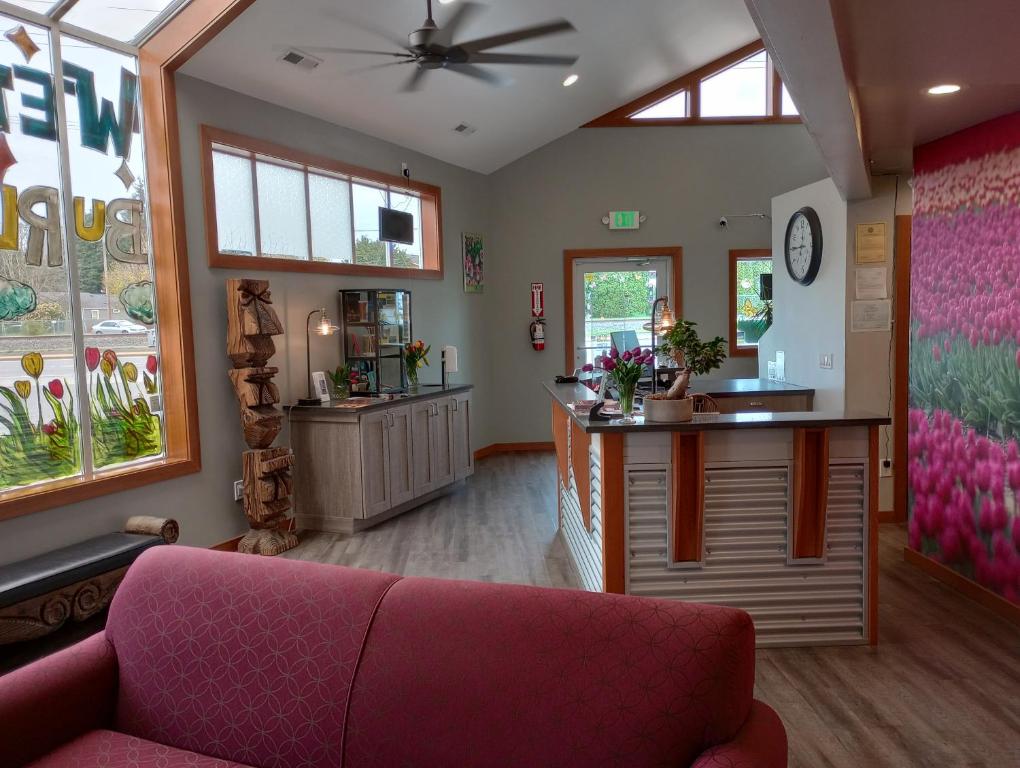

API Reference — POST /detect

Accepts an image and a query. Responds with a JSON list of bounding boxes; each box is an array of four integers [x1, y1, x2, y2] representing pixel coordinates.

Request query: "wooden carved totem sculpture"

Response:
[[226, 279, 298, 555]]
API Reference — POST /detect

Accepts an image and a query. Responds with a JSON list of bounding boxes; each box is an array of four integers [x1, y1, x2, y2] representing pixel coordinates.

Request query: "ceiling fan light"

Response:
[[926, 83, 961, 95], [563, 73, 579, 87]]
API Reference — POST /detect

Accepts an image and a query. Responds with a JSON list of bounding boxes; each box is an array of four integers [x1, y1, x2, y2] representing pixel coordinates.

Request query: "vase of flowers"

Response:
[[327, 364, 355, 400], [404, 340, 430, 392], [588, 346, 655, 425]]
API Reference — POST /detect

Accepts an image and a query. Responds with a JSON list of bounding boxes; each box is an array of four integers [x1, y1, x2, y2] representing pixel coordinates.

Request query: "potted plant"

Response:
[[586, 346, 655, 425], [327, 363, 356, 400], [404, 340, 430, 392], [645, 320, 727, 422]]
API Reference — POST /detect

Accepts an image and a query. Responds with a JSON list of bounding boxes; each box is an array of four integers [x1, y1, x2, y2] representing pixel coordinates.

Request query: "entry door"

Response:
[[571, 257, 671, 370]]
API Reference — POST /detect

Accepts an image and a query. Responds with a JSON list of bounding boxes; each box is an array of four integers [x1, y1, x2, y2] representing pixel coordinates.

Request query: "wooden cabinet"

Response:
[[292, 388, 473, 533], [714, 394, 813, 414]]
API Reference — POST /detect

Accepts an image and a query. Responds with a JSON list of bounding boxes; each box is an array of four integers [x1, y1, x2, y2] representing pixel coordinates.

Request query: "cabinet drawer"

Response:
[[715, 394, 811, 413]]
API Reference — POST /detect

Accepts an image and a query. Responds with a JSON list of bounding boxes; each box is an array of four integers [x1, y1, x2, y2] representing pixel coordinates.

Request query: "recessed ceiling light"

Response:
[[439, 0, 457, 4], [927, 83, 961, 95], [563, 74, 579, 87]]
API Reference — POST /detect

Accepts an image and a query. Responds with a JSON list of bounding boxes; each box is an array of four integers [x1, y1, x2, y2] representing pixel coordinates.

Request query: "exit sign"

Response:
[[609, 210, 641, 230]]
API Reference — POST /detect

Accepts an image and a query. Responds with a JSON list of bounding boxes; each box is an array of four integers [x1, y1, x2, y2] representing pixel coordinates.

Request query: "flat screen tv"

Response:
[[759, 273, 773, 301], [379, 207, 414, 245]]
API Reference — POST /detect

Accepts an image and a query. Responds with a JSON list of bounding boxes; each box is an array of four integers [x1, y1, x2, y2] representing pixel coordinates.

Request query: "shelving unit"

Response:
[[339, 289, 412, 394]]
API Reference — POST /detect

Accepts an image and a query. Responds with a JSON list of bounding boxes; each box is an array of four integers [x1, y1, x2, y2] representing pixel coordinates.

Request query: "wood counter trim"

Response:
[[869, 425, 880, 644], [552, 402, 570, 491], [570, 422, 592, 531], [893, 214, 912, 524], [671, 433, 705, 563], [791, 427, 830, 560], [473, 442, 554, 461], [601, 433, 626, 594]]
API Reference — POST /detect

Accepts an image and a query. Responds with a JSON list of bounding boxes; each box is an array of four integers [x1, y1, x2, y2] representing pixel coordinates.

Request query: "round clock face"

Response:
[[784, 206, 823, 285]]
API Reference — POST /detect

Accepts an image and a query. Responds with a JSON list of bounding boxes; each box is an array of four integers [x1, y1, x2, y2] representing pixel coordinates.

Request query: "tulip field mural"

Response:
[[0, 348, 162, 489], [909, 112, 1020, 604]]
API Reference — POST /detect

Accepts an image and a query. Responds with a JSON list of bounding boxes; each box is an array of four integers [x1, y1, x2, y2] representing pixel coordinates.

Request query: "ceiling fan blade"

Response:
[[446, 63, 510, 88], [349, 59, 417, 75], [299, 46, 413, 58], [401, 66, 429, 92], [317, 8, 411, 53], [469, 52, 578, 66], [459, 19, 575, 53], [434, 1, 484, 48]]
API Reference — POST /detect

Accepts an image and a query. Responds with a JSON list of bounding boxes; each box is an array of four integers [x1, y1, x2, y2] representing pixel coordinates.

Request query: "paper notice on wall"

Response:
[[855, 222, 887, 263], [855, 267, 888, 300], [851, 300, 892, 332]]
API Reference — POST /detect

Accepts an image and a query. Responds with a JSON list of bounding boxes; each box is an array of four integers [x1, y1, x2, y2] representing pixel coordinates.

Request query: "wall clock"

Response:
[[784, 206, 823, 285]]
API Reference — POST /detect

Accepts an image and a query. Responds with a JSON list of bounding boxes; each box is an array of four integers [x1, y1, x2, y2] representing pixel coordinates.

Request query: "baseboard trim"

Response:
[[474, 442, 555, 460], [903, 547, 1020, 627]]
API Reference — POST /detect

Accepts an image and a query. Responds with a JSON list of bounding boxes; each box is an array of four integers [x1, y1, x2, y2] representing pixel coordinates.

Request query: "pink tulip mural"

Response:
[[910, 112, 1020, 604]]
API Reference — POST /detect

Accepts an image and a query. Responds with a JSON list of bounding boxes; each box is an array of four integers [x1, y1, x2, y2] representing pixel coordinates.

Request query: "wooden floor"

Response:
[[287, 453, 1020, 768]]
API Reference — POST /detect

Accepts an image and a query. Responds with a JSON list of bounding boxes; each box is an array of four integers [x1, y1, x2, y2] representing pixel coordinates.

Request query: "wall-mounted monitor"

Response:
[[379, 207, 414, 245], [759, 273, 773, 301]]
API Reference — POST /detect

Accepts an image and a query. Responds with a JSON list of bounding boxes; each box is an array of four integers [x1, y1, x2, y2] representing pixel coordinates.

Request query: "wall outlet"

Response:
[[880, 459, 893, 478], [819, 353, 833, 370], [767, 361, 777, 381], [233, 479, 244, 502]]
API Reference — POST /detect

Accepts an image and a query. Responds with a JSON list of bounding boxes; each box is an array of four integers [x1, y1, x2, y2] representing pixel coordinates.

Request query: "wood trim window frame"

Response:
[[562, 247, 683, 375], [201, 126, 444, 280], [584, 40, 801, 128], [728, 248, 773, 359], [0, 1, 260, 522]]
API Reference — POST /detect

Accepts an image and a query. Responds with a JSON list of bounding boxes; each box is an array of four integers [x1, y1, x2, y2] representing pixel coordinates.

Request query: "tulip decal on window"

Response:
[[85, 347, 101, 372], [14, 380, 30, 400]]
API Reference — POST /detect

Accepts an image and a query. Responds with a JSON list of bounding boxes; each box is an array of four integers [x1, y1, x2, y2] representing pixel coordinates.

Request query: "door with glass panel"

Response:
[[571, 258, 671, 370]]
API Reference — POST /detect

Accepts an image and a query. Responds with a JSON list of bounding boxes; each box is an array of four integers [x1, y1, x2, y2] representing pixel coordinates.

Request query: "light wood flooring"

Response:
[[287, 452, 1020, 768]]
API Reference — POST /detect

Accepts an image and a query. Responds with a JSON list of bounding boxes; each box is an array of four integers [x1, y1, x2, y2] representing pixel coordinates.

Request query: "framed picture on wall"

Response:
[[462, 232, 484, 293]]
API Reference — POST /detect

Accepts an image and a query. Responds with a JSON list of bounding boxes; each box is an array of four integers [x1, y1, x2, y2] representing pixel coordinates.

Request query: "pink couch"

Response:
[[0, 546, 786, 767]]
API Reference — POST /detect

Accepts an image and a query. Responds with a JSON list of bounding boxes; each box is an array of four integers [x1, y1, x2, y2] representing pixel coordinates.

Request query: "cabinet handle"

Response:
[[748, 400, 765, 407], [452, 399, 459, 412]]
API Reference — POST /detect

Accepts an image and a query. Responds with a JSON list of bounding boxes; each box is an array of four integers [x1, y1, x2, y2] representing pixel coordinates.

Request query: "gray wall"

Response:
[[758, 177, 848, 412], [0, 76, 492, 564], [486, 125, 827, 443]]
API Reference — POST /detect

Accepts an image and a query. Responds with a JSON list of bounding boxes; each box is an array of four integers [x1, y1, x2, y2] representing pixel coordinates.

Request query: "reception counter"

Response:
[[545, 381, 890, 648]]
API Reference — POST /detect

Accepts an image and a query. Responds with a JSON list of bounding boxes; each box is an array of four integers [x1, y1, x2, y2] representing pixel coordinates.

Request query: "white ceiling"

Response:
[[181, 0, 758, 174]]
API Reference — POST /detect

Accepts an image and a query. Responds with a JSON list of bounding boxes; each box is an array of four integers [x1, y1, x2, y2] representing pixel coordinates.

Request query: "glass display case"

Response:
[[339, 289, 412, 394]]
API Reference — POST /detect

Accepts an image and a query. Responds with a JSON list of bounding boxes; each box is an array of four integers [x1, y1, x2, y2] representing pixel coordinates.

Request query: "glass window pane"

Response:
[[582, 270, 656, 366], [309, 173, 352, 264], [0, 19, 84, 491], [631, 90, 687, 120], [212, 151, 256, 256], [62, 0, 181, 42], [4, 1, 58, 13], [781, 83, 799, 116], [255, 160, 308, 261], [352, 182, 387, 267], [734, 258, 773, 349], [62, 35, 164, 471], [388, 190, 421, 268], [700, 51, 767, 117]]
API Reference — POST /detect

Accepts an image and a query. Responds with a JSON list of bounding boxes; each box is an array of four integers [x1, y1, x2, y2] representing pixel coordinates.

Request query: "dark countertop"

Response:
[[545, 381, 889, 434], [687, 377, 814, 398], [286, 384, 472, 416]]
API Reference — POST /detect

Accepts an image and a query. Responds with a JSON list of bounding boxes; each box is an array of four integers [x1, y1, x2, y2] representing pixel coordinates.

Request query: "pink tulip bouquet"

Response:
[[584, 346, 655, 423]]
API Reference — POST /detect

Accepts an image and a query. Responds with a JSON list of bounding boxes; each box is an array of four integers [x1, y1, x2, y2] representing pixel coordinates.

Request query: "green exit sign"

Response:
[[609, 210, 641, 230]]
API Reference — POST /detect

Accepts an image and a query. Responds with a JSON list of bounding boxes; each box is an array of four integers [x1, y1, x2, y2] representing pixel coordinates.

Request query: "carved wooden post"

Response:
[[226, 278, 298, 555]]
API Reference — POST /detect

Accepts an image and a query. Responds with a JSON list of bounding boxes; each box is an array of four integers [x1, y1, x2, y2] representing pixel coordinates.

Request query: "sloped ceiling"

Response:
[[181, 0, 758, 174]]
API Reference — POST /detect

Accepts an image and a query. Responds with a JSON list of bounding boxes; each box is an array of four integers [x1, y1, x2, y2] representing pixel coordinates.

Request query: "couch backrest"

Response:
[[344, 576, 755, 767], [105, 546, 399, 768], [107, 548, 755, 768]]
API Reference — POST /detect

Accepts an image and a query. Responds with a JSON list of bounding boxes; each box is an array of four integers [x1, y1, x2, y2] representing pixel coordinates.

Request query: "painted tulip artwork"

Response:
[[909, 112, 1020, 604]]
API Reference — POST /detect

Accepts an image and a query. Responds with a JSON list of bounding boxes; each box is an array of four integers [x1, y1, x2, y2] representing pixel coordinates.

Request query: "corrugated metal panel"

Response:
[[626, 462, 867, 647], [560, 436, 603, 592]]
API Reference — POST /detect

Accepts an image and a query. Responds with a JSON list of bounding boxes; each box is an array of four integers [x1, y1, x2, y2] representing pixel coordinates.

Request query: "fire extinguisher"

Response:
[[530, 282, 545, 351], [530, 317, 546, 351]]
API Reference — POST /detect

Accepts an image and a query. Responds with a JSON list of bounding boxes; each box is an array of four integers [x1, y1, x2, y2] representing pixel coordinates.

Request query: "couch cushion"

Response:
[[105, 547, 400, 768], [0, 533, 162, 610], [344, 578, 756, 768], [28, 730, 255, 768]]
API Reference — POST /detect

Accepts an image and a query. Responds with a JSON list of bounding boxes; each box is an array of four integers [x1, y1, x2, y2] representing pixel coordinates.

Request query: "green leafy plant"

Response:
[[327, 363, 356, 399], [654, 319, 727, 400]]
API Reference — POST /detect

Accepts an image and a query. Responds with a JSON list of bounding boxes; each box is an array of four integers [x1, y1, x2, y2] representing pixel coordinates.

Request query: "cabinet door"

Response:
[[411, 401, 436, 496], [388, 405, 415, 508], [360, 411, 391, 517], [432, 397, 456, 489], [452, 392, 474, 481]]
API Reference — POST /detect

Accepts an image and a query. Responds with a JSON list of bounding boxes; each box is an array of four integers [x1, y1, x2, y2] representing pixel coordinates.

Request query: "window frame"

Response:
[[0, 1, 255, 521], [201, 125, 444, 280], [729, 248, 773, 359], [585, 41, 799, 128]]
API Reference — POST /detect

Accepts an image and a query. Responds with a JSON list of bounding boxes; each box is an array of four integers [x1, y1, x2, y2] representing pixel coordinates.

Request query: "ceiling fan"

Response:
[[304, 0, 578, 92]]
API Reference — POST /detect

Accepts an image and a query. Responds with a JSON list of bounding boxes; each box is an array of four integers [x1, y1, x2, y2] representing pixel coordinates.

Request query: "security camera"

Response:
[[718, 216, 728, 228]]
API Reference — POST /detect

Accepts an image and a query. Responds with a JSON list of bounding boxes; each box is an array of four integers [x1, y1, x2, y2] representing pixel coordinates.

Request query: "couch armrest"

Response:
[[0, 631, 118, 767], [692, 700, 788, 768]]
